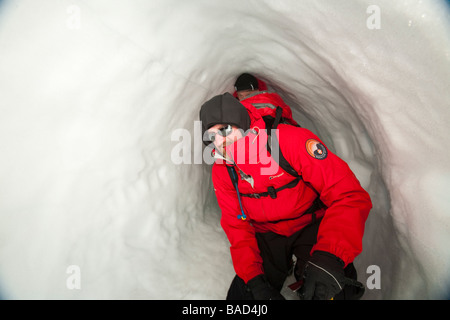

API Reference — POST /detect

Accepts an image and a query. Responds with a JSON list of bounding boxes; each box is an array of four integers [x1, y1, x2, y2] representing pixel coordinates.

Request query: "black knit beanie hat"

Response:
[[234, 73, 259, 92], [199, 93, 251, 145]]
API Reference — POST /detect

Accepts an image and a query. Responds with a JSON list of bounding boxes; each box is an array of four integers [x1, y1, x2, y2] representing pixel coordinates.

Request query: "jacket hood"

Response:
[[199, 93, 251, 144]]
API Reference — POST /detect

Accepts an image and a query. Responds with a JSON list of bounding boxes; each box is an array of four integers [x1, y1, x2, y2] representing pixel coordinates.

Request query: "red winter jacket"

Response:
[[239, 91, 299, 126], [211, 119, 372, 283], [232, 77, 298, 126]]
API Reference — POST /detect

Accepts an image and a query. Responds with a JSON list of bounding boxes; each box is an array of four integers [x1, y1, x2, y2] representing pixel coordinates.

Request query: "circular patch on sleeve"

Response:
[[305, 139, 328, 160]]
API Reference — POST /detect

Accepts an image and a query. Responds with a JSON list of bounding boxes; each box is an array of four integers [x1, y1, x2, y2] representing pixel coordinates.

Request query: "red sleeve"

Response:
[[212, 164, 264, 283], [279, 126, 372, 266]]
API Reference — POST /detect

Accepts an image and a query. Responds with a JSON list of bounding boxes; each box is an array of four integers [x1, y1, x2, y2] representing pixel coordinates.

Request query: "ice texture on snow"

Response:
[[0, 0, 449, 299]]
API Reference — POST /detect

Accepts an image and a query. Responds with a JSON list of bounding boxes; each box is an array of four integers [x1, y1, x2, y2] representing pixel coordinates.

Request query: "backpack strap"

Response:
[[239, 176, 301, 199], [266, 107, 300, 179], [265, 107, 326, 222]]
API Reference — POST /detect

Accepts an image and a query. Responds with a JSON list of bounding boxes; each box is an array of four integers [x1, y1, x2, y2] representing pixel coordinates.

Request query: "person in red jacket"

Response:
[[199, 93, 372, 300], [233, 73, 299, 127]]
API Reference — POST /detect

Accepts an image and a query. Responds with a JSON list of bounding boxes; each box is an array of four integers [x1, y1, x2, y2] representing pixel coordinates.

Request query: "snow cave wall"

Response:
[[0, 0, 449, 299]]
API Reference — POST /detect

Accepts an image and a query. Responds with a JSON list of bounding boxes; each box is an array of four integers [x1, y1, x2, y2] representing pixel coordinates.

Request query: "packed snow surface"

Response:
[[0, 0, 449, 299]]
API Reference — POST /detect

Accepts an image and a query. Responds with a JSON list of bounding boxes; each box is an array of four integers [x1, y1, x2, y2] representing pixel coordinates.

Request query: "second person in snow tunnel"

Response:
[[233, 73, 299, 127]]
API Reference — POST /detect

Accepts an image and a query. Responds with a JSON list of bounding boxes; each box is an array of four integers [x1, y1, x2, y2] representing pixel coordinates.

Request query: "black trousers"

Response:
[[226, 218, 361, 300]]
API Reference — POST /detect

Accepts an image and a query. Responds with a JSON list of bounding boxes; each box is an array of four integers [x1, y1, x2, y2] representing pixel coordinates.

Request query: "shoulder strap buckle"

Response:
[[267, 186, 277, 199]]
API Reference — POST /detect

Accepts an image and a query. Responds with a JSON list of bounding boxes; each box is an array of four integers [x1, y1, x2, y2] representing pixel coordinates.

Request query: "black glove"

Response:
[[299, 251, 346, 300], [247, 275, 285, 300]]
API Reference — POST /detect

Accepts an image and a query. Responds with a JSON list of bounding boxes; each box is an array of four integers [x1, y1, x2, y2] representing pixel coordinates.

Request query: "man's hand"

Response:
[[247, 275, 285, 300], [299, 251, 346, 300]]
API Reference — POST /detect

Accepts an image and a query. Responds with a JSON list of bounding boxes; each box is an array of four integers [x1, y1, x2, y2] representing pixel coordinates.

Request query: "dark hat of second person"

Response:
[[234, 73, 259, 92]]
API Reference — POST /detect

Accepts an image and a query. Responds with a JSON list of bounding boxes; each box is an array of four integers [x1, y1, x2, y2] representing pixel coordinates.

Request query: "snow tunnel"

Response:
[[0, 0, 449, 299]]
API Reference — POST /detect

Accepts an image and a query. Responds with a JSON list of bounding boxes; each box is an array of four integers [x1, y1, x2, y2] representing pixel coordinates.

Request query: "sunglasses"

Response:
[[206, 125, 234, 142]]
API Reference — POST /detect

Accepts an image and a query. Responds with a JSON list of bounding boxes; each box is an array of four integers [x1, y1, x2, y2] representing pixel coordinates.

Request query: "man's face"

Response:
[[207, 124, 243, 155], [236, 89, 256, 101]]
